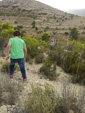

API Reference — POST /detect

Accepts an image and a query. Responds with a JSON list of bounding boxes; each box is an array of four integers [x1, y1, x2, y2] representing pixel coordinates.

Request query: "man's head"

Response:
[[13, 31, 21, 37]]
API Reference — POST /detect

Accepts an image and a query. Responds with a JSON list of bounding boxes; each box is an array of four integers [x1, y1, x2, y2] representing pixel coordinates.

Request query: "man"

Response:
[[6, 31, 27, 81]]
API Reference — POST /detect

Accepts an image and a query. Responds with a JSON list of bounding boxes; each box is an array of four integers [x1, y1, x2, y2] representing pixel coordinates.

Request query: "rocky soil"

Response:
[[0, 57, 85, 113]]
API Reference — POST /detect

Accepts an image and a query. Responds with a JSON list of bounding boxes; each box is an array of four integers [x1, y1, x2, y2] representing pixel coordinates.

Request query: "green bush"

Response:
[[62, 51, 79, 73], [23, 85, 82, 113], [48, 42, 65, 65], [48, 50, 58, 63], [39, 60, 57, 80], [61, 41, 85, 85], [35, 54, 44, 64], [70, 28, 78, 40], [25, 86, 68, 113], [22, 37, 39, 58], [81, 47, 85, 60], [1, 61, 18, 73], [41, 33, 51, 42], [72, 61, 85, 84], [47, 40, 85, 85], [1, 51, 6, 57]]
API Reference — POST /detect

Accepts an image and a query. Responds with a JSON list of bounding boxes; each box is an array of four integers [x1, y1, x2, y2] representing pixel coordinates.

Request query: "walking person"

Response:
[[5, 31, 27, 81]]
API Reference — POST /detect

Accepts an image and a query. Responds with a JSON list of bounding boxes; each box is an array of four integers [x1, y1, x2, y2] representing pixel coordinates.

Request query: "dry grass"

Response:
[[0, 72, 22, 106]]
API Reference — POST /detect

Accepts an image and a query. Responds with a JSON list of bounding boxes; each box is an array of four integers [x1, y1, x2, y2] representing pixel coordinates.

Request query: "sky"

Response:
[[36, 0, 85, 11], [0, 0, 85, 11]]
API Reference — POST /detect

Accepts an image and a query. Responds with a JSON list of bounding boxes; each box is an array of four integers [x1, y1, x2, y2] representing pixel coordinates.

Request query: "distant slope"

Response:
[[0, 0, 65, 16], [66, 9, 85, 17]]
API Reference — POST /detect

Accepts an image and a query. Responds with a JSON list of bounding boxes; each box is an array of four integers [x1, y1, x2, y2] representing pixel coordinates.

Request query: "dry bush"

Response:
[[39, 60, 57, 80], [35, 53, 44, 64], [1, 61, 19, 73], [14, 85, 85, 113], [61, 83, 85, 113], [0, 73, 22, 106]]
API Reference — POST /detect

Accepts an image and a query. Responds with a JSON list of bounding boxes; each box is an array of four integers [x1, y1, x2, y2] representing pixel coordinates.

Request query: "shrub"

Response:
[[41, 33, 51, 42], [32, 21, 36, 28], [62, 51, 79, 73], [39, 60, 57, 80], [48, 50, 58, 63], [48, 42, 65, 65], [0, 74, 22, 105], [0, 22, 14, 47], [61, 41, 85, 85], [22, 37, 39, 58], [70, 28, 78, 40], [21, 85, 84, 113], [1, 51, 6, 57], [1, 61, 18, 73], [81, 47, 85, 60], [64, 32, 69, 35], [35, 54, 44, 64], [72, 61, 85, 85], [25, 86, 68, 113]]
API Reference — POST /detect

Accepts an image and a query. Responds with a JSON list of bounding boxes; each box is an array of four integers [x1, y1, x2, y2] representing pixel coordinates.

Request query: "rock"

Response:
[[69, 110, 74, 113], [7, 111, 11, 113], [0, 105, 7, 113], [1, 92, 11, 102]]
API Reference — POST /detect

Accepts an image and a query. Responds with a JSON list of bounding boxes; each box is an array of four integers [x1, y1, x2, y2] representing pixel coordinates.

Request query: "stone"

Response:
[[0, 105, 7, 113], [69, 110, 74, 113]]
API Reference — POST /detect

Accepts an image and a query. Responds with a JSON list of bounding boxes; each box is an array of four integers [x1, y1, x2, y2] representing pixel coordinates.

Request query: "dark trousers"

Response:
[[10, 58, 26, 79]]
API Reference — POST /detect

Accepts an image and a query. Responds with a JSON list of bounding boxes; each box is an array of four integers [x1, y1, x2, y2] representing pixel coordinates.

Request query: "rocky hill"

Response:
[[0, 0, 65, 16], [0, 0, 85, 37]]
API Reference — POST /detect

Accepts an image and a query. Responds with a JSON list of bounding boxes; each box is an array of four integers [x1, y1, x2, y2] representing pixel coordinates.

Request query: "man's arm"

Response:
[[5, 42, 12, 61], [24, 46, 27, 62]]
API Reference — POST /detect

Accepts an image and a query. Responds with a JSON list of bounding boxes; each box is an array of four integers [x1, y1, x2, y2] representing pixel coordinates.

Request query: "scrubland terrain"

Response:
[[0, 0, 85, 113]]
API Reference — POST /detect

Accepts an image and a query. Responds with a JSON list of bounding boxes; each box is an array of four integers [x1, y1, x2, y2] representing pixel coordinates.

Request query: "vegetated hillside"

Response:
[[0, 0, 85, 37], [66, 9, 85, 17]]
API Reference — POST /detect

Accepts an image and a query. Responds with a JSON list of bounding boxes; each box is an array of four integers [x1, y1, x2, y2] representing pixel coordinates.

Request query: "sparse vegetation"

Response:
[[39, 60, 57, 80], [15, 85, 85, 113], [0, 1, 85, 112], [70, 28, 78, 40], [35, 53, 44, 64], [1, 61, 18, 73], [0, 73, 22, 106], [41, 33, 51, 42]]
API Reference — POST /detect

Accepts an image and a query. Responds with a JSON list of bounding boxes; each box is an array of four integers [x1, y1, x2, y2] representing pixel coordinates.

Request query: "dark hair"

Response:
[[13, 31, 21, 37]]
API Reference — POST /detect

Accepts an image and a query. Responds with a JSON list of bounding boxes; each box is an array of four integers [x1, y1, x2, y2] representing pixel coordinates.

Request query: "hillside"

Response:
[[66, 9, 85, 17], [0, 56, 85, 113], [0, 0, 85, 37]]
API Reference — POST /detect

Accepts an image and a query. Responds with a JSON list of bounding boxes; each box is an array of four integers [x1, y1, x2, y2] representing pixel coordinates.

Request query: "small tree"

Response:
[[41, 33, 51, 42], [70, 28, 78, 40], [1, 21, 14, 39], [32, 21, 36, 28], [0, 22, 14, 47]]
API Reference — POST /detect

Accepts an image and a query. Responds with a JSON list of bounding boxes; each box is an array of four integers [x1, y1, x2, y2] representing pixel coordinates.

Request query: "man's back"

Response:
[[9, 37, 26, 59]]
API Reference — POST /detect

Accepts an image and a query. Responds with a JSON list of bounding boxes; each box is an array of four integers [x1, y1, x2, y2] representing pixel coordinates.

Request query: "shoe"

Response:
[[9, 75, 13, 78], [23, 78, 27, 81]]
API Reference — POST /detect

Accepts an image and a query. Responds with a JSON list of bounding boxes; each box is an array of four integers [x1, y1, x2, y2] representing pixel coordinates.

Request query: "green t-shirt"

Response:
[[9, 37, 26, 59]]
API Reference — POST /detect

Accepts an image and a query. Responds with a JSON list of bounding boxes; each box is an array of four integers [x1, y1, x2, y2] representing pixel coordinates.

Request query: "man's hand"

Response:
[[24, 57, 26, 62], [5, 55, 10, 61]]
